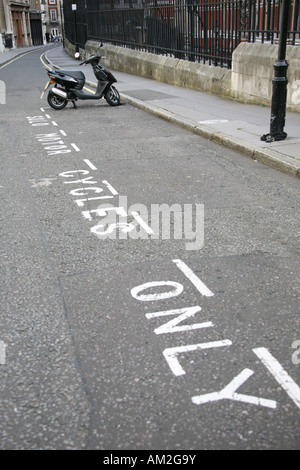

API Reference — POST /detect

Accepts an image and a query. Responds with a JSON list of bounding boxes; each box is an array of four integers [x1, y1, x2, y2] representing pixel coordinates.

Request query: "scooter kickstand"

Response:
[[72, 100, 78, 109]]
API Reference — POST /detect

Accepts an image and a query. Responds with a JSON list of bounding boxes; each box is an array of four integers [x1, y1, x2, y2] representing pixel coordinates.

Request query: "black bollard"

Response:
[[261, 0, 291, 143]]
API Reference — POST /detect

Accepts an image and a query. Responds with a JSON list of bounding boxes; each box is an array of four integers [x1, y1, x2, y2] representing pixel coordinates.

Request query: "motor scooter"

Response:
[[42, 48, 121, 110]]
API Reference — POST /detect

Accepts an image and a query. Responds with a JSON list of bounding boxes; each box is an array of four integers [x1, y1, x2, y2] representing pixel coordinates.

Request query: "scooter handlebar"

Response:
[[79, 55, 101, 66]]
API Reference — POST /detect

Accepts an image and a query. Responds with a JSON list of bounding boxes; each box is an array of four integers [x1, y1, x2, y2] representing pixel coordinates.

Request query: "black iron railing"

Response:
[[63, 0, 300, 69]]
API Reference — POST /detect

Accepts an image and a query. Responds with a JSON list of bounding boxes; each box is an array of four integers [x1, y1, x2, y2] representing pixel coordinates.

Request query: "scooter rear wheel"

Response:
[[47, 91, 68, 110], [105, 86, 120, 106]]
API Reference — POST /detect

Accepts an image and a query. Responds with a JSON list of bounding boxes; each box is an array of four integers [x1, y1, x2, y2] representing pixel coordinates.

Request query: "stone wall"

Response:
[[65, 38, 300, 112], [84, 40, 232, 99], [231, 42, 300, 112]]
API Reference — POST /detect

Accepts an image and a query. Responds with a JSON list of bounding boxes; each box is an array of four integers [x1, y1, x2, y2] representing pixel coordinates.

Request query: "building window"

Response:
[[49, 0, 56, 4], [50, 9, 57, 21]]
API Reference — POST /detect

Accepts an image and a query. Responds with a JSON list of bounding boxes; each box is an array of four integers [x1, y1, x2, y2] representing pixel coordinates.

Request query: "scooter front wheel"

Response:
[[47, 91, 68, 110], [105, 86, 120, 106]]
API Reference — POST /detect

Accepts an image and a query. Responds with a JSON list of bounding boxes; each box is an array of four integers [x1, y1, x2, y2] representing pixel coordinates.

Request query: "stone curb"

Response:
[[118, 92, 300, 179]]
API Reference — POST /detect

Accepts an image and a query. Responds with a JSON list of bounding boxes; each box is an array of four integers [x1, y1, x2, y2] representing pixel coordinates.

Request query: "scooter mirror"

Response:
[[74, 52, 80, 59]]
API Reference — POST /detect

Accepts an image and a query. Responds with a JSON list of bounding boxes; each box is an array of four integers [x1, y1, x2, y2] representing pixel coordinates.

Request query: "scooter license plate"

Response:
[[40, 80, 51, 99]]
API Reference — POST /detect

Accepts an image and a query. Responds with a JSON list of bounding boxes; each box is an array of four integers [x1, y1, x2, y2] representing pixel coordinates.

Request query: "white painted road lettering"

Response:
[[163, 340, 232, 376], [59, 167, 197, 243], [28, 108, 300, 416], [69, 187, 104, 196], [82, 205, 127, 221], [27, 115, 49, 127], [63, 175, 98, 185], [145, 306, 213, 335], [27, 110, 80, 155], [131, 261, 232, 376], [131, 281, 184, 301], [192, 368, 277, 409], [59, 163, 151, 237], [192, 349, 300, 409], [35, 132, 72, 155], [75, 195, 114, 207], [59, 170, 119, 211], [130, 260, 300, 410], [59, 170, 89, 178]]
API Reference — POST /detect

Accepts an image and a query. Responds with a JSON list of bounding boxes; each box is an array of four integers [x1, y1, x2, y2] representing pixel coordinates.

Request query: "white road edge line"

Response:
[[84, 159, 97, 170], [131, 211, 154, 234], [102, 180, 118, 195], [71, 143, 80, 152]]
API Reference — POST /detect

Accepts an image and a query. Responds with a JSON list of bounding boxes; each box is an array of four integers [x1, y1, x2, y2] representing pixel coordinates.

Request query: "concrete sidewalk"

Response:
[[2, 43, 300, 178]]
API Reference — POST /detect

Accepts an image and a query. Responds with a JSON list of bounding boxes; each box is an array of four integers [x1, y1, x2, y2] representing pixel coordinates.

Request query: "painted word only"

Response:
[[131, 259, 300, 411]]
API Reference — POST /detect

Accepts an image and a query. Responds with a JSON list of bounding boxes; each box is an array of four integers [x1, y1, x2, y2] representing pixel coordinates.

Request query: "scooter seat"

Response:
[[58, 69, 85, 80]]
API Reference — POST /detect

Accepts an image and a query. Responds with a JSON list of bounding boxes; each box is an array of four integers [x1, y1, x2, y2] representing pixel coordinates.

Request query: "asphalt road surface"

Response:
[[0, 46, 299, 451]]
